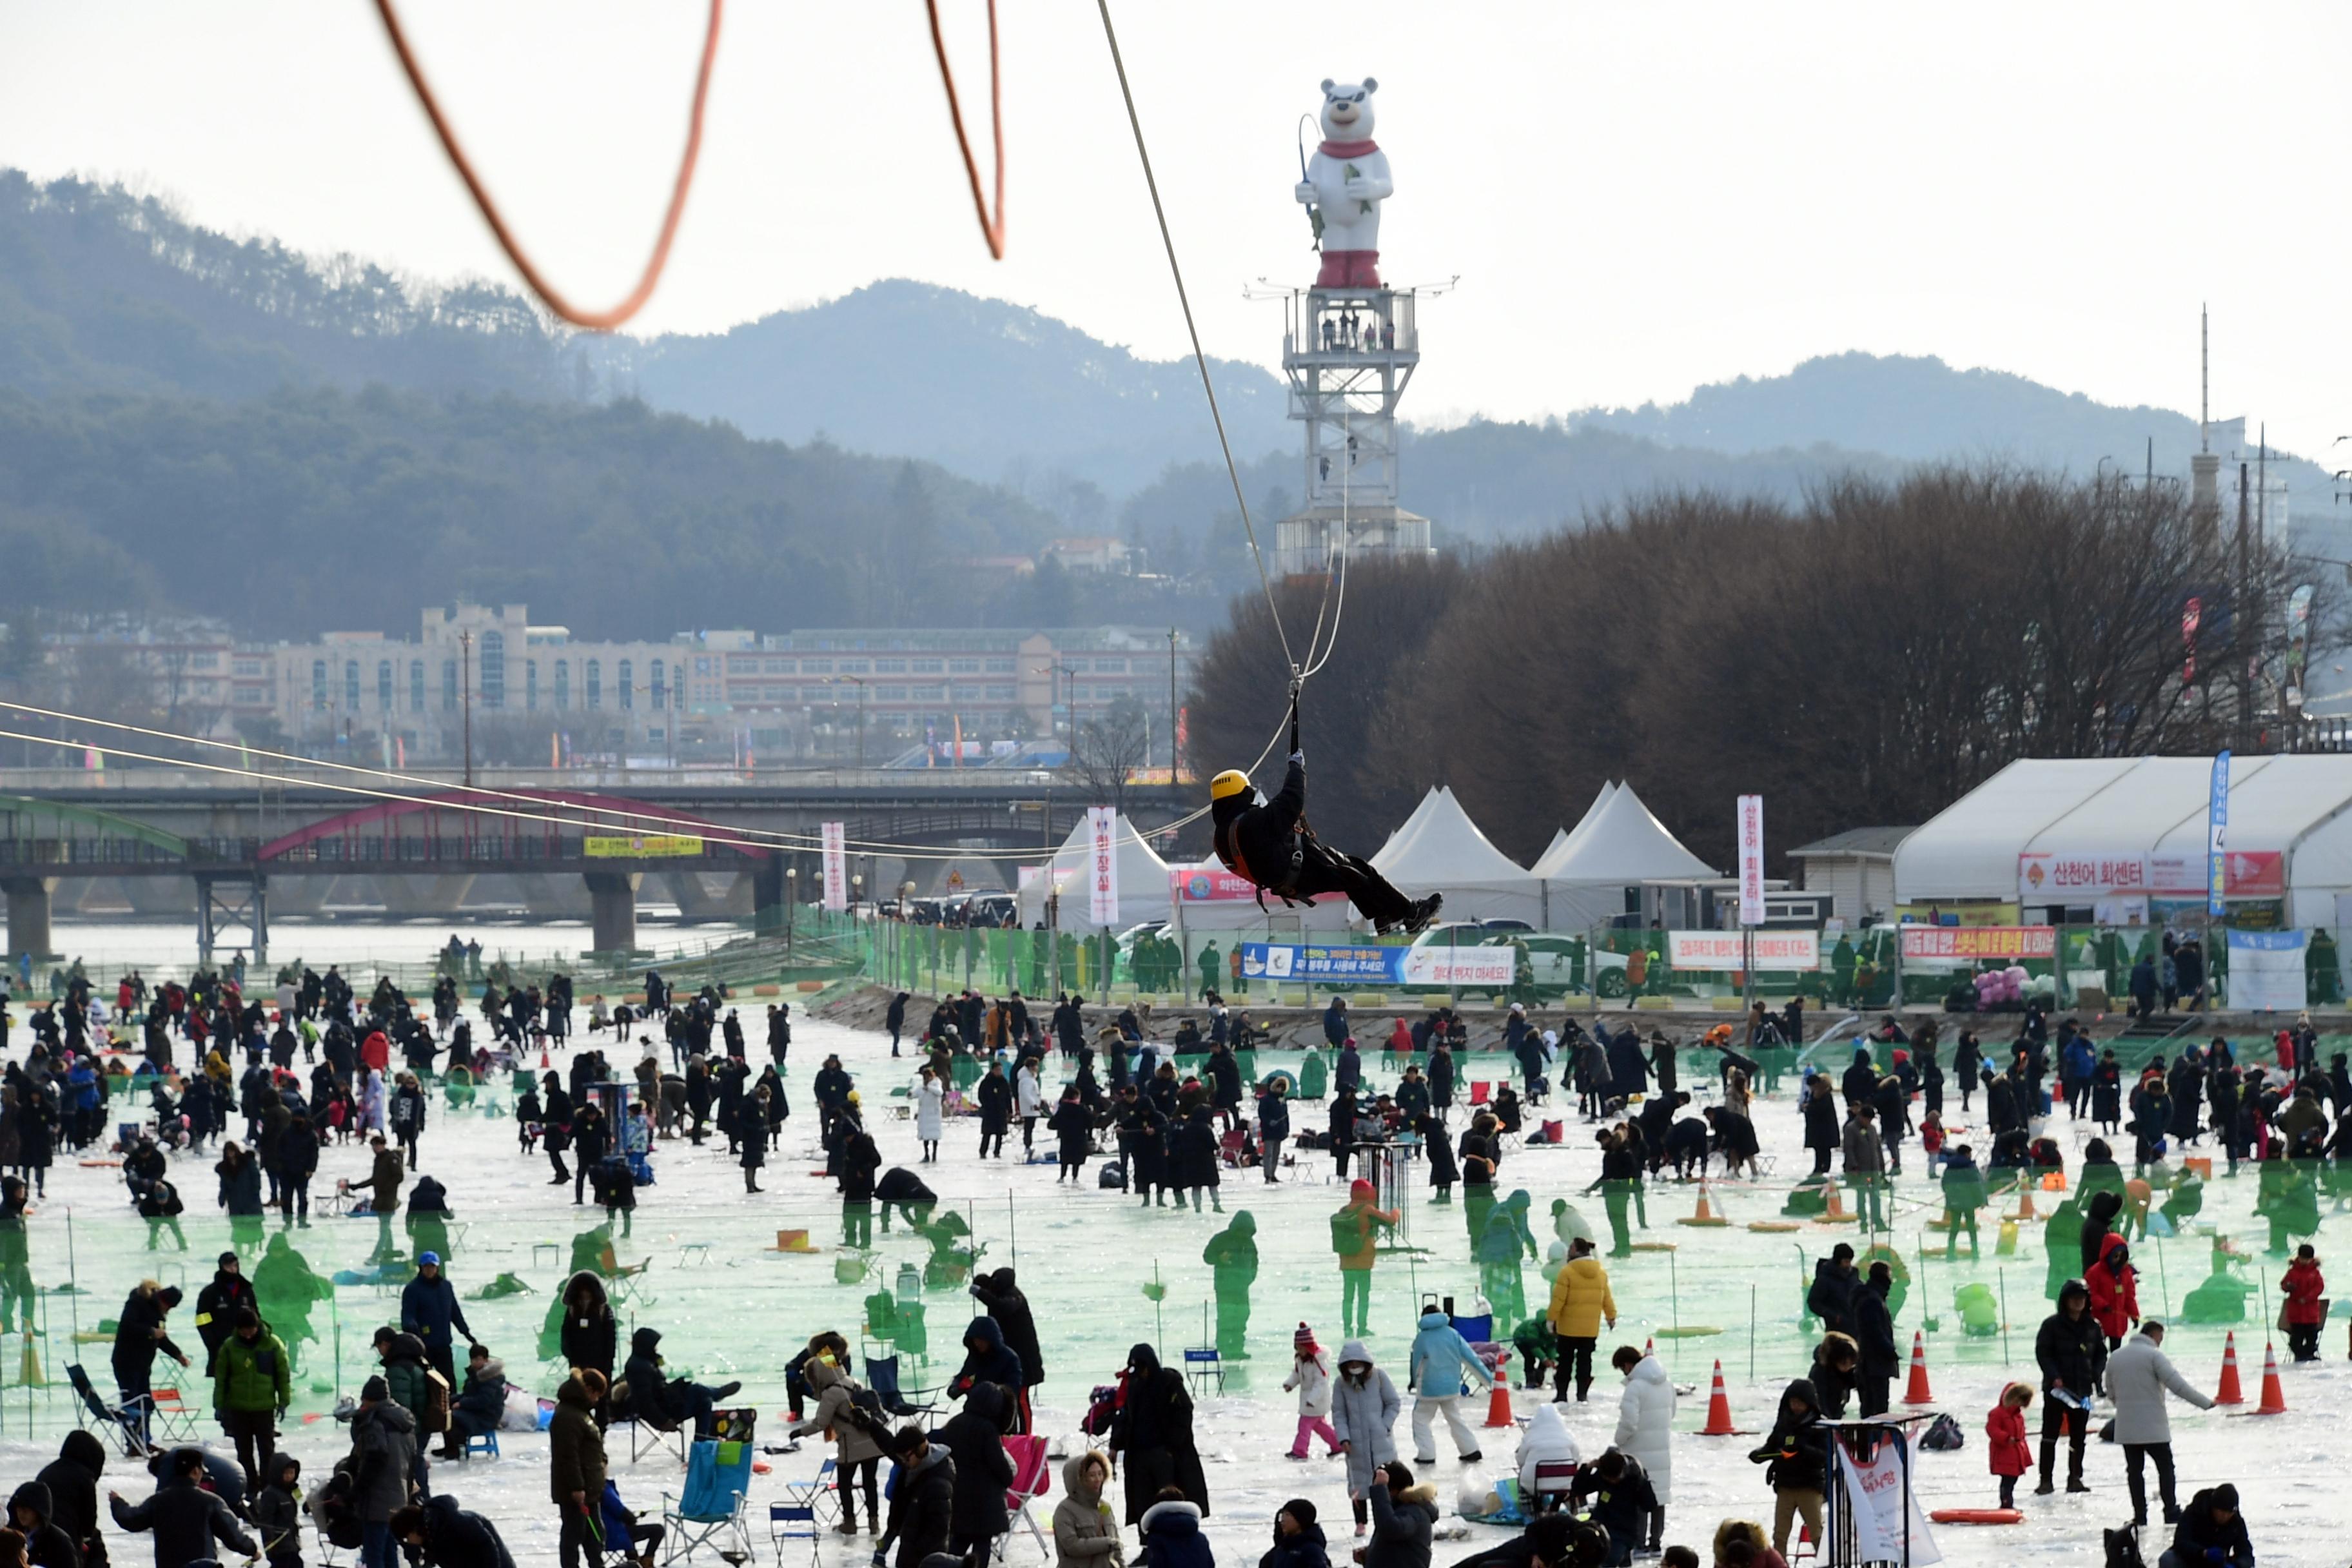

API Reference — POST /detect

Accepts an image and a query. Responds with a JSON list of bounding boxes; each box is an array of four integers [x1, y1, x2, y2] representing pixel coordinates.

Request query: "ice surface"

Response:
[[3, 1007, 2340, 1567]]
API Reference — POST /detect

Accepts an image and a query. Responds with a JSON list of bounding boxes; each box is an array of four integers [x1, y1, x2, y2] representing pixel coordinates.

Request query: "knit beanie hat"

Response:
[[1280, 1499, 1318, 1527]]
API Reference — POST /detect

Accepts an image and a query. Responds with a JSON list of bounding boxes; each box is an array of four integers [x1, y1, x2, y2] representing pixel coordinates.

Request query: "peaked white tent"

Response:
[[1372, 787, 1546, 924], [1533, 782, 1621, 879], [1372, 787, 1446, 866], [1014, 811, 1173, 931], [1539, 782, 1719, 927]]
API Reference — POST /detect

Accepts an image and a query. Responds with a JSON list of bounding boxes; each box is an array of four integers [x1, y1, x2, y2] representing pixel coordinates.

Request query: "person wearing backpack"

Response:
[[1331, 1181, 1398, 1338], [788, 1342, 887, 1534]]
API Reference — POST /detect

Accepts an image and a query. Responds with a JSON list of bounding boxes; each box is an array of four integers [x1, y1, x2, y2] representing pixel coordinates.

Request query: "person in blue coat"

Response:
[[399, 1251, 476, 1392], [1406, 1309, 1491, 1464]]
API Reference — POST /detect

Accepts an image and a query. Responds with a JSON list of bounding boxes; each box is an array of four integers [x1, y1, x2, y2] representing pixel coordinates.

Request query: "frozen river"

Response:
[[0, 1001, 2339, 1567]]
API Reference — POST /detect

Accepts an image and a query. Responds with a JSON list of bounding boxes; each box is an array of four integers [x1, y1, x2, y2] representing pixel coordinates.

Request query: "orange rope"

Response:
[[369, 0, 723, 331], [925, 0, 1007, 259]]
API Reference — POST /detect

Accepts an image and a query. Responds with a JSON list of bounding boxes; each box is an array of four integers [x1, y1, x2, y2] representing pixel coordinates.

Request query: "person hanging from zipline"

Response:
[[1208, 693, 1442, 936]]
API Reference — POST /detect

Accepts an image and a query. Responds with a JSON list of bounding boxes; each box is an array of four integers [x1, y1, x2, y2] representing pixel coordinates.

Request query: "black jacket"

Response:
[[2168, 1488, 2253, 1566], [8, 1481, 78, 1568], [1806, 1261, 1857, 1336], [419, 1493, 518, 1568], [940, 1381, 1016, 1540], [887, 1448, 956, 1568], [2034, 1304, 2101, 1396], [1751, 1380, 1832, 1493], [1851, 1282, 1899, 1378], [35, 1431, 105, 1567], [194, 1269, 255, 1371], [109, 1473, 257, 1567], [1210, 759, 1308, 893], [969, 1274, 1044, 1388]]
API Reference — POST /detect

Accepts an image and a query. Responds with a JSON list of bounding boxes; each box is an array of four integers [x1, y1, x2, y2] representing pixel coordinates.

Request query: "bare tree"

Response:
[[1064, 696, 1151, 812]]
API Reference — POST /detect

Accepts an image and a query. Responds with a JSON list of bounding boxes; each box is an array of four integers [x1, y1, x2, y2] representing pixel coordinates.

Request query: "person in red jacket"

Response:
[[1986, 1382, 2033, 1511], [361, 1030, 391, 1075], [2282, 1244, 2327, 1362], [2085, 1233, 2140, 1353]]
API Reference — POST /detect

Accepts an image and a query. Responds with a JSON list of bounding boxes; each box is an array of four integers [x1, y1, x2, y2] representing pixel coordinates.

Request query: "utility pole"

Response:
[[1167, 627, 1179, 775], [459, 630, 474, 789], [2237, 462, 2251, 753]]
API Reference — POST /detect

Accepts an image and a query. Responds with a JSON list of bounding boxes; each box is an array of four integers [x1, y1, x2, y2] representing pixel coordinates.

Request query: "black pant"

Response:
[[560, 1503, 599, 1568], [279, 1173, 310, 1221], [1293, 844, 1415, 928], [1857, 1373, 1890, 1418], [1554, 1336, 1596, 1401], [1997, 1474, 2017, 1509], [2123, 1442, 2176, 1523], [2037, 1398, 2084, 1485], [549, 1148, 570, 1182], [221, 1406, 276, 1491], [2289, 1322, 2321, 1362], [838, 1455, 880, 1528]]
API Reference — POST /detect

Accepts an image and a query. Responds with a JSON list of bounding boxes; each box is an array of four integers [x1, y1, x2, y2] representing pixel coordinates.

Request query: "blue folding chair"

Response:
[[864, 1355, 938, 1418], [768, 1502, 821, 1566], [662, 1438, 754, 1563]]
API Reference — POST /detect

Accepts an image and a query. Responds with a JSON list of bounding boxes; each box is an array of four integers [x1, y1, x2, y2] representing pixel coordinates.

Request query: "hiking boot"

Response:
[[1403, 895, 1445, 934], [2032, 1481, 2054, 1496], [2065, 1480, 2091, 1494], [714, 1380, 743, 1400]]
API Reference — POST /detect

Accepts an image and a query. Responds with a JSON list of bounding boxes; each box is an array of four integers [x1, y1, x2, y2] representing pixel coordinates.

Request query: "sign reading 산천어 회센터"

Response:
[[583, 834, 702, 858], [1238, 942, 1516, 987]]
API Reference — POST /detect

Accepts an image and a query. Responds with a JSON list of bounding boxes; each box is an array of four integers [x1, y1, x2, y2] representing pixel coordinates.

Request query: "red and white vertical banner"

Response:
[[1088, 807, 1120, 926], [1737, 794, 1766, 926], [820, 821, 848, 911]]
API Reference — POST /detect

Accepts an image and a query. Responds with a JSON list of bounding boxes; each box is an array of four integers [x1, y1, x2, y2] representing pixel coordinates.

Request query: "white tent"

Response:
[[1537, 782, 1718, 928], [1532, 782, 1621, 879], [1014, 811, 1174, 931], [1893, 754, 2352, 925], [1372, 787, 1446, 866], [1372, 787, 1546, 924]]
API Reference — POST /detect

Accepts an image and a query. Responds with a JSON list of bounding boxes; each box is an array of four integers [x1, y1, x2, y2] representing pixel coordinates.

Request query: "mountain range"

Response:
[[3, 168, 2337, 637]]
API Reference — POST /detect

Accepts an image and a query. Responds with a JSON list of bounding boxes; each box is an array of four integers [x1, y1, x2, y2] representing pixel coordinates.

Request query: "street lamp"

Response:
[[785, 867, 798, 948]]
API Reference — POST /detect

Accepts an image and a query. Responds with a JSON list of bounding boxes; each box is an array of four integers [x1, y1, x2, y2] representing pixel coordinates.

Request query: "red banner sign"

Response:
[[1899, 925, 2057, 961]]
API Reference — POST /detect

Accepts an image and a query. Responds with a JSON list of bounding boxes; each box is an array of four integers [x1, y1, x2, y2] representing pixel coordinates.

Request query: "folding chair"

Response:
[[777, 1456, 838, 1527], [662, 1438, 755, 1563], [1181, 1348, 1224, 1397], [139, 1385, 201, 1444], [995, 1433, 1053, 1562], [864, 1355, 938, 1419], [768, 1502, 821, 1566], [66, 1364, 152, 1457], [616, 1414, 689, 1467], [1529, 1460, 1578, 1515], [1469, 1081, 1491, 1107], [462, 1429, 501, 1460]]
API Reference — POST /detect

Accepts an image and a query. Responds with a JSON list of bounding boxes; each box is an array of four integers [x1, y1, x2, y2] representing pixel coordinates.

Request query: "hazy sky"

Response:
[[5, 2, 2349, 456]]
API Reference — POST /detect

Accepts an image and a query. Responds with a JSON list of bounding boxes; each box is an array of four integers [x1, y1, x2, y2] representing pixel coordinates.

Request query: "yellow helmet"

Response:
[[1208, 769, 1253, 802]]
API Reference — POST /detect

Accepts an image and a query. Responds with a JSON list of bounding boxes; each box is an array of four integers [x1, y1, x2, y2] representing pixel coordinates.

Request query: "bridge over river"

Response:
[[0, 766, 1189, 962]]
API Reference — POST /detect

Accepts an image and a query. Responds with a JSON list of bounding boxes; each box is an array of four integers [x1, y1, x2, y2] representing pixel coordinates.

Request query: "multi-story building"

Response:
[[247, 607, 1196, 764]]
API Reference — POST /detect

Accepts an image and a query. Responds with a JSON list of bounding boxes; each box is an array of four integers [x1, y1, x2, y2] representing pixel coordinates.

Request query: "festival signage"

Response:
[[2227, 928, 2308, 1011], [1830, 1435, 1941, 1565], [2017, 850, 2149, 898], [1667, 930, 1820, 971], [1237, 942, 1516, 988], [1899, 925, 2056, 961], [820, 821, 847, 911], [1169, 867, 1343, 904], [1737, 794, 1765, 927], [1088, 807, 1119, 925], [2208, 750, 2231, 919], [583, 834, 702, 858]]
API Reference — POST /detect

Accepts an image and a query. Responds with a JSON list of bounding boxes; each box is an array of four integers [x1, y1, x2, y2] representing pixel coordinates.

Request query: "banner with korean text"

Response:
[[1088, 807, 1120, 926], [820, 821, 847, 910], [1898, 926, 2057, 961], [1668, 930, 1820, 970]]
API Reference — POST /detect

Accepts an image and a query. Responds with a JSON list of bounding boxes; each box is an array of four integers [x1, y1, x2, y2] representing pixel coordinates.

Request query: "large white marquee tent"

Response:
[[1892, 754, 2352, 927]]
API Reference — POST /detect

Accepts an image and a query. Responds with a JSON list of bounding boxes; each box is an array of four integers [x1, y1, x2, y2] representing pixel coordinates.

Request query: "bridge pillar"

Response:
[[1, 877, 58, 962], [376, 874, 478, 919], [194, 873, 269, 968], [750, 858, 787, 934], [584, 871, 642, 957]]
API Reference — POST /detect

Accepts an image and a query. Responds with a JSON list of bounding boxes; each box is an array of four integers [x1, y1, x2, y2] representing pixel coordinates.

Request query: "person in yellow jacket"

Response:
[[1331, 1179, 1400, 1337], [1545, 1237, 1617, 1404]]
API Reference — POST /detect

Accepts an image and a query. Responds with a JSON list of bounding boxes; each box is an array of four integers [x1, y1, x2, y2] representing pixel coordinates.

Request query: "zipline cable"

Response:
[[1093, 0, 1297, 679], [370, 0, 723, 331]]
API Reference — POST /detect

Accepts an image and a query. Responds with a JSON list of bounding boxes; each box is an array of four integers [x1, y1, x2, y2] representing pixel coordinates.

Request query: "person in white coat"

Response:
[[2104, 1321, 2214, 1528], [1282, 1322, 1340, 1459], [1016, 1061, 1045, 1158], [1610, 1345, 1674, 1554], [1329, 1339, 1399, 1538], [1513, 1400, 1581, 1498], [915, 1067, 946, 1163]]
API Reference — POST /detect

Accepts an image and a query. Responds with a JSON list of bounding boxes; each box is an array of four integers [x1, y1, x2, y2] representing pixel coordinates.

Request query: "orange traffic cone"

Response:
[[1902, 1331, 1934, 1405], [1644, 1336, 1655, 1359], [1701, 1360, 1738, 1435], [1680, 1181, 1729, 1228], [2213, 1332, 2244, 1405], [540, 1048, 551, 1069], [2254, 1342, 2288, 1415], [1483, 1373, 1514, 1429], [2009, 1177, 2038, 1221], [1821, 1182, 1850, 1222]]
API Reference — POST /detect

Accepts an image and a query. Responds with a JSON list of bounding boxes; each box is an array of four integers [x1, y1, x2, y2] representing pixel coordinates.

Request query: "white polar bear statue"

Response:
[[1297, 77, 1391, 289]]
